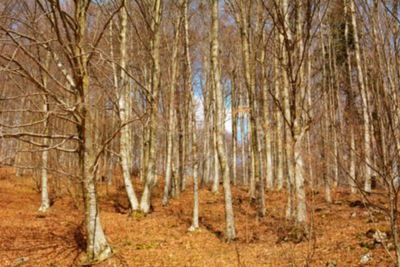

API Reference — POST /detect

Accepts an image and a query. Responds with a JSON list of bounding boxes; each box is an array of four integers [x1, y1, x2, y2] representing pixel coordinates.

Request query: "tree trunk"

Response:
[[162, 6, 181, 206], [201, 57, 211, 186], [140, 0, 162, 213], [119, 0, 139, 211], [231, 69, 238, 186], [306, 46, 314, 190], [280, 0, 295, 220], [247, 107, 255, 198], [261, 32, 273, 190], [237, 0, 264, 216], [274, 39, 284, 190], [320, 15, 331, 203], [39, 52, 51, 212], [293, 0, 307, 224], [327, 32, 339, 188], [240, 93, 247, 185], [344, 1, 357, 193], [349, 0, 372, 193], [183, 0, 199, 230], [39, 102, 50, 212], [75, 0, 111, 261], [211, 0, 236, 241], [211, 85, 220, 194]]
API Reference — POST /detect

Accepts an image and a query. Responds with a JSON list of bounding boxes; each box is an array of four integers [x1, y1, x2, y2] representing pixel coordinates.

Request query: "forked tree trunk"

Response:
[[75, 0, 111, 261]]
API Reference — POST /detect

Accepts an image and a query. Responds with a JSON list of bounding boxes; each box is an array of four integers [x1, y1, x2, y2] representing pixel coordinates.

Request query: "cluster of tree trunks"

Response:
[[1, 0, 400, 264]]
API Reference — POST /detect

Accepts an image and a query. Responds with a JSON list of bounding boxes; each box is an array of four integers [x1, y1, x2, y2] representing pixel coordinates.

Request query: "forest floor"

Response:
[[0, 166, 397, 266]]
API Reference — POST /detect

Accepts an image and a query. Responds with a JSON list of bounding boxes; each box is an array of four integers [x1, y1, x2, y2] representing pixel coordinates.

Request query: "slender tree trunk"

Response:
[[389, 183, 400, 267], [183, 0, 199, 230], [327, 33, 339, 188], [280, 0, 295, 220], [323, 90, 331, 203], [176, 99, 185, 196], [140, 0, 162, 213], [247, 107, 255, 198], [211, 0, 236, 240], [261, 32, 273, 190], [107, 115, 114, 187], [182, 71, 190, 193], [274, 39, 284, 190], [331, 36, 341, 189], [14, 97, 27, 177], [344, 1, 357, 193], [349, 0, 372, 193], [162, 7, 181, 206], [171, 108, 180, 197], [231, 69, 238, 186], [211, 85, 220, 193], [237, 0, 264, 216], [119, 0, 139, 211], [142, 66, 151, 183], [293, 0, 307, 224], [388, 1, 400, 163], [240, 93, 247, 185], [201, 58, 211, 186], [39, 52, 51, 212], [306, 47, 314, 190], [320, 16, 331, 203]]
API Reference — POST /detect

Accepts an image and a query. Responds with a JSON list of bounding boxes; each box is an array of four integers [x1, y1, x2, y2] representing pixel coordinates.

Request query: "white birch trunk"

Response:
[[211, 0, 236, 240], [39, 52, 51, 212], [119, 0, 139, 210]]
